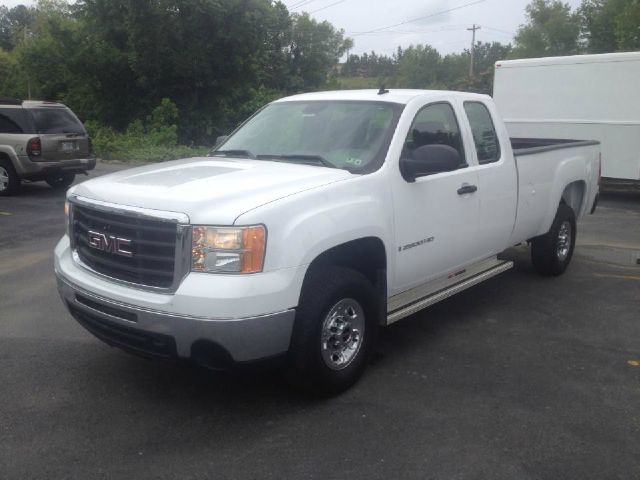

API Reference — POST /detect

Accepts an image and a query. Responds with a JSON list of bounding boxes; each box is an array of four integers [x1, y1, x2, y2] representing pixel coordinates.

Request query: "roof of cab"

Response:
[[275, 89, 487, 105]]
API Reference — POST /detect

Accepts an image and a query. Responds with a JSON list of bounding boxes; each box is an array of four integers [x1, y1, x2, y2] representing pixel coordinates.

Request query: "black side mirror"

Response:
[[215, 135, 229, 147], [400, 144, 462, 182]]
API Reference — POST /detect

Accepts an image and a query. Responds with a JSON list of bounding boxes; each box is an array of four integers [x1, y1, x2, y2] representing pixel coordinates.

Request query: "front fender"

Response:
[[234, 174, 394, 273]]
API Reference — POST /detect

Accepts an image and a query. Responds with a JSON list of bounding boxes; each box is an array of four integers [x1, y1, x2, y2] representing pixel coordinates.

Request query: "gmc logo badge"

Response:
[[87, 230, 133, 258]]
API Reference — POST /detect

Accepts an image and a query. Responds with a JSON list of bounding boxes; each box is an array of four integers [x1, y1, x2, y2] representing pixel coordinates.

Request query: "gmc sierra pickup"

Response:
[[54, 89, 600, 394]]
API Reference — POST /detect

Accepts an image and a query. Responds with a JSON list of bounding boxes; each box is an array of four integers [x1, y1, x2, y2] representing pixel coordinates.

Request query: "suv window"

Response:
[[464, 101, 500, 164], [28, 107, 85, 134], [0, 108, 31, 134], [402, 102, 466, 166]]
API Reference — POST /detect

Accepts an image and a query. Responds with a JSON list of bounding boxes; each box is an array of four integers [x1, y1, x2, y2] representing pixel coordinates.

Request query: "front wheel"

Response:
[[531, 203, 576, 276], [46, 173, 75, 190], [286, 266, 379, 396]]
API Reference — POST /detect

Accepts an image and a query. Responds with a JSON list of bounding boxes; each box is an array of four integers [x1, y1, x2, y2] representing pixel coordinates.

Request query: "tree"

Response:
[[0, 4, 35, 51], [513, 0, 580, 58], [396, 45, 442, 89], [288, 13, 352, 90], [580, 0, 640, 53]]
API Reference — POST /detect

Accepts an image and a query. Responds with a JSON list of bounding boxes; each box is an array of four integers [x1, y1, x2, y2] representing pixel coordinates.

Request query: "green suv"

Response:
[[0, 99, 96, 196]]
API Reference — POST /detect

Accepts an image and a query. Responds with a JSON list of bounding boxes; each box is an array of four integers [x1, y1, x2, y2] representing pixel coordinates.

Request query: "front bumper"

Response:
[[57, 273, 296, 366], [55, 237, 300, 366]]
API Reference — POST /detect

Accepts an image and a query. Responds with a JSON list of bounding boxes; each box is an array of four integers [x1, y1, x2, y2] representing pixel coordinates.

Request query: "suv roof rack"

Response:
[[0, 98, 22, 105]]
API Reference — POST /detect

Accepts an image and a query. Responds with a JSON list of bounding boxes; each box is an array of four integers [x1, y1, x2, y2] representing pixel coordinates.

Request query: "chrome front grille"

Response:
[[70, 199, 188, 290]]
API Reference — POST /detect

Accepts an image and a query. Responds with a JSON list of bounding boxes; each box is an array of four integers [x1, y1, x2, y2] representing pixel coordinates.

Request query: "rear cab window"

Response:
[[463, 101, 501, 164], [28, 107, 86, 134]]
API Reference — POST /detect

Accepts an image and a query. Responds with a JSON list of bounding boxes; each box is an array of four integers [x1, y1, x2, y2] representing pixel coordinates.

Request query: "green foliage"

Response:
[[397, 45, 443, 89], [85, 99, 208, 162], [0, 4, 34, 51], [289, 13, 353, 90], [338, 41, 512, 95], [513, 0, 580, 58], [0, 0, 352, 148], [579, 0, 640, 52], [0, 48, 20, 96]]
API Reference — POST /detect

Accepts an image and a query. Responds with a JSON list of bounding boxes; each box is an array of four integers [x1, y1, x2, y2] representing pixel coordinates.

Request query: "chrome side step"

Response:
[[387, 260, 514, 324]]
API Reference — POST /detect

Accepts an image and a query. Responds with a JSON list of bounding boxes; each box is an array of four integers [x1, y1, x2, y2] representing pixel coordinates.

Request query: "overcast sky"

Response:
[[5, 0, 584, 55], [285, 0, 583, 55]]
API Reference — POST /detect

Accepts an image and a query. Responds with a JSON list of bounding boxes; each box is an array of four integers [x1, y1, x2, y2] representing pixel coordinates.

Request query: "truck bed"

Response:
[[508, 136, 600, 247], [511, 138, 600, 156]]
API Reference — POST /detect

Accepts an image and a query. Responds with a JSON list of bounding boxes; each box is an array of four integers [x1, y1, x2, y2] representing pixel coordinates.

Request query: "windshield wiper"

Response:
[[257, 154, 337, 169], [210, 149, 256, 159]]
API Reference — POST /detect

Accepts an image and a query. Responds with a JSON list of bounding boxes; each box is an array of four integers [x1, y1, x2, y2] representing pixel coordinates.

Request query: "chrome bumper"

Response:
[[56, 273, 296, 366]]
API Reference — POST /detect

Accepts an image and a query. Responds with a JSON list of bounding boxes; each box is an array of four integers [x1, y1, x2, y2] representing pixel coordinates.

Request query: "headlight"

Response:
[[191, 225, 266, 274]]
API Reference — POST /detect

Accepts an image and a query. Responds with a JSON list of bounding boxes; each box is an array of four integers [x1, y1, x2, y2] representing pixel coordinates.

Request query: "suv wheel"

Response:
[[46, 173, 75, 190], [0, 159, 20, 196], [286, 266, 379, 396]]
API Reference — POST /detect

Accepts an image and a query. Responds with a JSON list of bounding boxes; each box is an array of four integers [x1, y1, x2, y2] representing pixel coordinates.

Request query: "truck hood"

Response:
[[71, 157, 353, 224]]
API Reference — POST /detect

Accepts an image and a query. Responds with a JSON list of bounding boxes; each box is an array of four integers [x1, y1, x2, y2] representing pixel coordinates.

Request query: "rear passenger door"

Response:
[[391, 101, 482, 293], [461, 100, 517, 256]]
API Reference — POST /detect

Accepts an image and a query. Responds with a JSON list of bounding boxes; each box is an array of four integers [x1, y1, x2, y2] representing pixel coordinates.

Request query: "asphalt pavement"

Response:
[[1, 162, 639, 479]]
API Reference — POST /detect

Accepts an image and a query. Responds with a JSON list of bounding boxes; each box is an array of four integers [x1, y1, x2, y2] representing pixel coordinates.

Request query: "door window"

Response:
[[463, 102, 501, 164], [402, 102, 466, 167], [0, 108, 30, 134]]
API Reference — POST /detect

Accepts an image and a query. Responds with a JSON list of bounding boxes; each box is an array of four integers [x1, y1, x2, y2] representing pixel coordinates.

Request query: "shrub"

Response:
[[85, 98, 210, 162]]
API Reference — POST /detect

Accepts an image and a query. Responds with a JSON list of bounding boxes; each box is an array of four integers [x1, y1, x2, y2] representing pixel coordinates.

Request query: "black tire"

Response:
[[531, 203, 576, 276], [286, 266, 380, 396], [46, 173, 75, 190], [0, 158, 20, 196]]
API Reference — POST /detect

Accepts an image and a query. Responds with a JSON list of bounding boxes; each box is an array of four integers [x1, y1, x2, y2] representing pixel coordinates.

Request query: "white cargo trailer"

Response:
[[493, 52, 640, 184]]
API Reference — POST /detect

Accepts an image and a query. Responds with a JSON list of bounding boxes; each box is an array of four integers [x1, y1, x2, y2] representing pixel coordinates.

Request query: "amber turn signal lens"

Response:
[[241, 226, 266, 273]]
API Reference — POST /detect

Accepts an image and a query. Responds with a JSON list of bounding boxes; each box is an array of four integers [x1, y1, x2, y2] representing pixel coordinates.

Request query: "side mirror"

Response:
[[400, 144, 462, 182], [215, 135, 229, 147]]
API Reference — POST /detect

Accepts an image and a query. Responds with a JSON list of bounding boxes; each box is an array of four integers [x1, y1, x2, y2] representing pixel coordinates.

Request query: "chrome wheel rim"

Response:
[[0, 166, 9, 192], [556, 221, 572, 261], [320, 298, 365, 370]]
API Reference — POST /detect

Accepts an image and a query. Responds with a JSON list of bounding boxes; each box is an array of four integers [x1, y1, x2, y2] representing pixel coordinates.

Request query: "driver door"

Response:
[[391, 101, 481, 293]]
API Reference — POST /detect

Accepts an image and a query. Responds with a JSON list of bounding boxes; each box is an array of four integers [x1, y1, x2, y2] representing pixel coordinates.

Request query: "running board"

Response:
[[387, 260, 514, 324]]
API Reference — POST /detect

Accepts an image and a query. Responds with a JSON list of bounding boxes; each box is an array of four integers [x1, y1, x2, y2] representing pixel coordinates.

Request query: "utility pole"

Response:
[[467, 24, 481, 78]]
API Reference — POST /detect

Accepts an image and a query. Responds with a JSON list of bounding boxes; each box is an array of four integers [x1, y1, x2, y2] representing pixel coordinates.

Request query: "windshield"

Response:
[[28, 107, 86, 134], [213, 100, 404, 173]]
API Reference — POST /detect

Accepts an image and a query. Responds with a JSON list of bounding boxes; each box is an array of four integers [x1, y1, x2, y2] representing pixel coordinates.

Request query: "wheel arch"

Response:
[[300, 237, 387, 324], [561, 180, 586, 217], [0, 147, 19, 170]]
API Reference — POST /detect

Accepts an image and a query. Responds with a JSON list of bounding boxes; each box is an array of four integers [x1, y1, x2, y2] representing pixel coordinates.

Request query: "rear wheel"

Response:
[[0, 159, 20, 196], [531, 203, 576, 276], [46, 173, 75, 190], [286, 266, 379, 396]]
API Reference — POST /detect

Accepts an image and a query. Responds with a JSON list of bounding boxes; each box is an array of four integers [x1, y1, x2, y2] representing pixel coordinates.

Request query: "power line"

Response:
[[310, 0, 348, 14], [481, 25, 516, 36], [351, 0, 487, 36], [288, 0, 320, 10], [346, 25, 472, 36]]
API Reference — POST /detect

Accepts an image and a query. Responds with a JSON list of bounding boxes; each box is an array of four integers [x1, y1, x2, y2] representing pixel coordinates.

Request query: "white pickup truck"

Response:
[[55, 90, 600, 394]]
